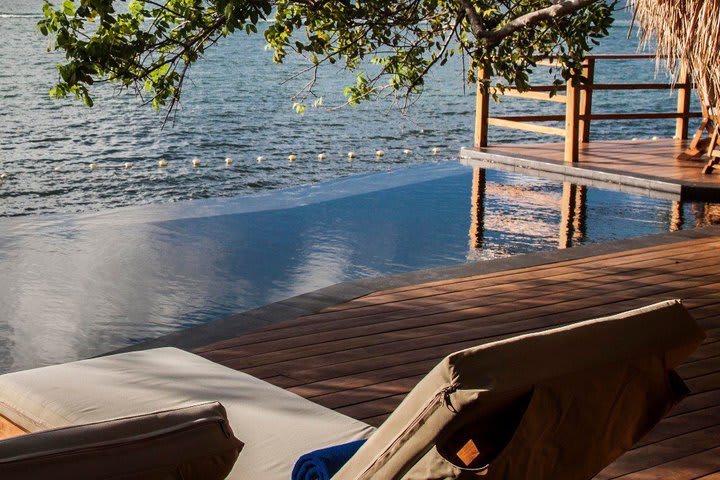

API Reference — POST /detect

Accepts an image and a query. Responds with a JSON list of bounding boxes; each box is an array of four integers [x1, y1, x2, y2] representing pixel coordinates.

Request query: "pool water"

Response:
[[0, 163, 717, 373]]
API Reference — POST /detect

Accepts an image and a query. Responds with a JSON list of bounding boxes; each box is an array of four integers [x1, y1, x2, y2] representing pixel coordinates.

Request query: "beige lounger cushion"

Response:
[[0, 348, 374, 480], [334, 299, 705, 480], [0, 402, 242, 480]]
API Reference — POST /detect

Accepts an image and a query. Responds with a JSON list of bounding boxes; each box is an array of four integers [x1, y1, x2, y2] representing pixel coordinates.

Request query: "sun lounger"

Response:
[[333, 299, 704, 479], [0, 347, 374, 479], [0, 299, 704, 480]]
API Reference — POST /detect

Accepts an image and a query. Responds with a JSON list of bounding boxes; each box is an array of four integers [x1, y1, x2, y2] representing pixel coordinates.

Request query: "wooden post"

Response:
[[676, 64, 691, 140], [474, 67, 490, 149], [579, 58, 595, 143], [565, 77, 581, 163]]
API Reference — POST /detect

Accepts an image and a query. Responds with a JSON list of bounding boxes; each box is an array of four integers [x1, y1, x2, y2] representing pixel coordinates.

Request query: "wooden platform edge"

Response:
[[459, 145, 685, 199], [110, 225, 720, 354]]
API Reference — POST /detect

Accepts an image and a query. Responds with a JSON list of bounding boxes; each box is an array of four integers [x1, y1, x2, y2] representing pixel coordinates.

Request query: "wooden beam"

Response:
[[494, 115, 566, 122], [474, 67, 490, 149], [580, 112, 703, 121], [676, 65, 692, 140], [487, 117, 566, 136], [565, 78, 581, 163], [585, 83, 690, 91], [537, 59, 562, 67], [527, 86, 563, 92], [538, 54, 658, 65], [584, 53, 658, 60], [495, 89, 567, 103]]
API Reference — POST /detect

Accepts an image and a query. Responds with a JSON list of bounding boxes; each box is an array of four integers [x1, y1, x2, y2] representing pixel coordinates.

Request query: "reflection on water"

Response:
[[559, 183, 587, 249], [468, 168, 486, 253], [466, 167, 720, 259], [1, 163, 719, 373]]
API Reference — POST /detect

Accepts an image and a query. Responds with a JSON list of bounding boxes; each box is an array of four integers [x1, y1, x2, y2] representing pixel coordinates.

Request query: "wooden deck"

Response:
[[460, 138, 720, 201], [195, 229, 720, 479]]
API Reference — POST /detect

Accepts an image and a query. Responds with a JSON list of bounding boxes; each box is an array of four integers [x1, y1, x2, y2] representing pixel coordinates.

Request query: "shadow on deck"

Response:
[[193, 226, 720, 479]]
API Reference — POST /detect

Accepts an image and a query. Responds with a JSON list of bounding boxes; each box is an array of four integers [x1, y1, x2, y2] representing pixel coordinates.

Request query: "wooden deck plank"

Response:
[[595, 426, 720, 479], [607, 446, 720, 479], [200, 248, 720, 357], [228, 284, 720, 381], [195, 228, 720, 479], [203, 261, 720, 364]]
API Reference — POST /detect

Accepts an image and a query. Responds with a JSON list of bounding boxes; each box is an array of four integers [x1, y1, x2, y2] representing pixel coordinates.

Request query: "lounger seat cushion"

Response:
[[0, 348, 374, 480], [0, 402, 242, 480], [333, 299, 705, 480]]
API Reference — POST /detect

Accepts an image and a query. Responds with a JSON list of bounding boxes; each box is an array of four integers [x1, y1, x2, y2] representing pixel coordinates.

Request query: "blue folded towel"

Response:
[[291, 439, 367, 480]]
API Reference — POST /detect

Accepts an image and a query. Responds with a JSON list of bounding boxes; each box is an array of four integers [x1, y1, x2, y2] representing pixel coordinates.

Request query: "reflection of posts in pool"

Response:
[[701, 203, 720, 226], [670, 201, 684, 232], [559, 182, 587, 249], [688, 202, 720, 228], [469, 167, 486, 254]]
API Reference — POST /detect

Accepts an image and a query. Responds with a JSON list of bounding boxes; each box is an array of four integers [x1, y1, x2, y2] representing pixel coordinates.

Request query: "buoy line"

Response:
[[42, 145, 449, 177]]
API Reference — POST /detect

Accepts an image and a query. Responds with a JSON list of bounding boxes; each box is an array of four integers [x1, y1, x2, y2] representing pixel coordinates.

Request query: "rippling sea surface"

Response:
[[1, 3, 717, 372], [0, 2, 691, 216]]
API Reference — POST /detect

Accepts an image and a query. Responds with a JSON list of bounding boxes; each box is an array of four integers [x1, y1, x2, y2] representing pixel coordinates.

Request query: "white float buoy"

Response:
[[403, 149, 413, 155], [192, 158, 201, 167], [158, 160, 169, 168], [257, 156, 265, 163], [123, 162, 132, 169], [631, 138, 638, 142], [225, 158, 234, 165], [347, 152, 357, 159], [53, 166, 61, 172], [89, 163, 97, 171], [375, 150, 385, 157], [651, 136, 659, 141], [317, 153, 326, 161], [432, 147, 441, 155], [288, 154, 297, 162], [0, 173, 6, 179]]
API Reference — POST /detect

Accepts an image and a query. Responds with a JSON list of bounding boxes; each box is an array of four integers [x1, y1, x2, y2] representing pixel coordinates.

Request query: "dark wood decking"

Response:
[[460, 139, 720, 201], [195, 231, 720, 479]]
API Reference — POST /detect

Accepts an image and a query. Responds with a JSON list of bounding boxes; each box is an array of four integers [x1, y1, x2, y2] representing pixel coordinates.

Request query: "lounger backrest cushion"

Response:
[[333, 299, 705, 480], [0, 401, 243, 480]]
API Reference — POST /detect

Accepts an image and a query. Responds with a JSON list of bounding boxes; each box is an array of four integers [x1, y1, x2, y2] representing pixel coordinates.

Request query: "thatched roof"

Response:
[[629, 0, 720, 121]]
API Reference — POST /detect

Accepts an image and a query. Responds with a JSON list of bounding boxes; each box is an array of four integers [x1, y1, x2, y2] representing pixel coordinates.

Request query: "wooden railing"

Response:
[[474, 54, 703, 163]]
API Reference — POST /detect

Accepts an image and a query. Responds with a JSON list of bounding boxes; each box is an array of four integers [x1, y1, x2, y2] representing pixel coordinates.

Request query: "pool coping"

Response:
[[113, 223, 720, 354]]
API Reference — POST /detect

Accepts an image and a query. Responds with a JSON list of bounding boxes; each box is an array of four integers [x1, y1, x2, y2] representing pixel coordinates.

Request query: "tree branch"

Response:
[[458, 0, 485, 38], [482, 0, 599, 45]]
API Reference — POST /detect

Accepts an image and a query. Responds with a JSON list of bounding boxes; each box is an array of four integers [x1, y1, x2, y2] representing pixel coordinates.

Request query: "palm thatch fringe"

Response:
[[629, 0, 720, 123]]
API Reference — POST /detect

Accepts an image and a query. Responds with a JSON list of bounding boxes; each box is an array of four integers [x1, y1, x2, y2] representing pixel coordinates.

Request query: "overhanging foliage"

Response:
[[38, 0, 617, 116]]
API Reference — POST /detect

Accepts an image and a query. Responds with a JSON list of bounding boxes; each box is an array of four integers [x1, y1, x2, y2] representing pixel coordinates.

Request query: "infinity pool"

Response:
[[0, 162, 717, 372]]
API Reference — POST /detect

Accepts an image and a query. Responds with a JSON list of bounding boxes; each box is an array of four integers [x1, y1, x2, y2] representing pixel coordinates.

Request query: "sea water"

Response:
[[0, 2, 689, 217]]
